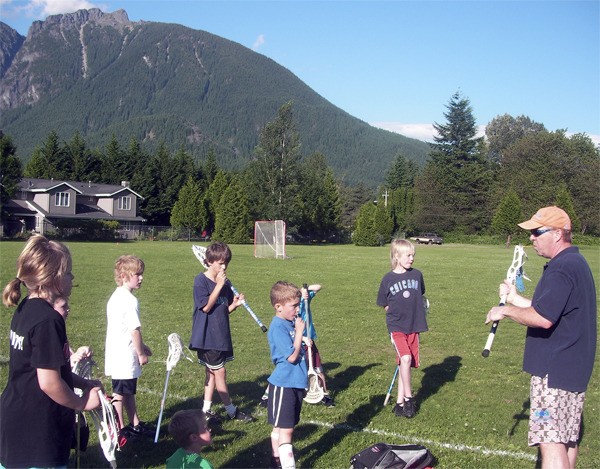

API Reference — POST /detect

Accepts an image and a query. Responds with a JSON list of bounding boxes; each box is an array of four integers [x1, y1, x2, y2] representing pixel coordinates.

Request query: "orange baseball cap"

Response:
[[518, 206, 572, 230]]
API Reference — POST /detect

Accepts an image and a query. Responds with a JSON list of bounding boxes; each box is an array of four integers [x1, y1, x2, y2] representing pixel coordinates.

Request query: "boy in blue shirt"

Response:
[[266, 281, 310, 469]]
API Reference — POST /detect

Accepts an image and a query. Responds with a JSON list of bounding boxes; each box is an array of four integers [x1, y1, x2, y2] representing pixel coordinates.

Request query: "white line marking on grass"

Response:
[[138, 387, 535, 462], [305, 419, 537, 462]]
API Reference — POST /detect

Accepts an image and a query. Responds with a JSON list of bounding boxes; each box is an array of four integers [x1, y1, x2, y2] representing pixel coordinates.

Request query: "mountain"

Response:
[[0, 9, 430, 186]]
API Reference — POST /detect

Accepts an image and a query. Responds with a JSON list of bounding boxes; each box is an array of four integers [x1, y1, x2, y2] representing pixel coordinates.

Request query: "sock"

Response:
[[262, 388, 269, 399], [202, 400, 212, 412], [404, 397, 412, 402], [225, 403, 237, 417], [279, 443, 295, 469]]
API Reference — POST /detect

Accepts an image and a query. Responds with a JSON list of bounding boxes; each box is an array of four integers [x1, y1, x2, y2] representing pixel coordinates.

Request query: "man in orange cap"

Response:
[[486, 206, 596, 469]]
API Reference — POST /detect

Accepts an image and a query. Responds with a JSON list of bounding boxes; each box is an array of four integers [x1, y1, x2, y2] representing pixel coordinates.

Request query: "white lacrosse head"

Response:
[[89, 390, 119, 467], [506, 245, 527, 284], [72, 355, 95, 379], [192, 245, 209, 269], [166, 332, 194, 371], [166, 333, 184, 372]]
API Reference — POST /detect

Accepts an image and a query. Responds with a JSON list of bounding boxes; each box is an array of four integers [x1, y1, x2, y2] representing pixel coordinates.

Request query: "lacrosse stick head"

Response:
[[507, 245, 527, 285], [72, 355, 96, 379], [304, 375, 325, 404], [166, 333, 185, 372], [192, 245, 209, 269]]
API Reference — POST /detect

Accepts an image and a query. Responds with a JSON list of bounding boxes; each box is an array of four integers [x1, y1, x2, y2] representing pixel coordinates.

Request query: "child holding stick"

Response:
[[377, 239, 428, 418]]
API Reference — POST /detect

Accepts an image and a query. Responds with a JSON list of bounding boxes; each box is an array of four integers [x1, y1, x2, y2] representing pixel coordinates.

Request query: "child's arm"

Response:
[[201, 270, 227, 313], [287, 317, 309, 363], [308, 284, 322, 293], [37, 368, 101, 411], [132, 327, 152, 365], [229, 290, 245, 313]]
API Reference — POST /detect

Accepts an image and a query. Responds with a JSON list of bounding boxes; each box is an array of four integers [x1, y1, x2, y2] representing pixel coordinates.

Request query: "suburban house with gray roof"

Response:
[[2, 177, 145, 238]]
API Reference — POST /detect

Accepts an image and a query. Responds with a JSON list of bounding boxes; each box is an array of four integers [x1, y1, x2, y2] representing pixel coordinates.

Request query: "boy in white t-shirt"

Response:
[[105, 255, 154, 442]]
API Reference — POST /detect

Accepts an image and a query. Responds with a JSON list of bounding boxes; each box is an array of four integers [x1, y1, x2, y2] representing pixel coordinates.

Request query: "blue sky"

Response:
[[1, 0, 598, 144]]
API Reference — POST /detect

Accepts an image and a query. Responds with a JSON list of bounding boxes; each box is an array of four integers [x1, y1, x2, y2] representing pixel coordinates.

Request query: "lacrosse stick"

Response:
[[192, 245, 267, 332], [73, 356, 119, 469], [482, 245, 528, 357], [383, 366, 399, 406], [303, 284, 325, 404], [154, 333, 194, 443]]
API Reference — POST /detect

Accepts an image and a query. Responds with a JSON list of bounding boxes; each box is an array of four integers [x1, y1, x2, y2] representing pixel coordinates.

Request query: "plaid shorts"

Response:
[[528, 375, 585, 446]]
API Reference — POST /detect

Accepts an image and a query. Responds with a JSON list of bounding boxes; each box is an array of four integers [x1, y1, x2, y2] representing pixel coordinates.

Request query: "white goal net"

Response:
[[254, 220, 286, 259]]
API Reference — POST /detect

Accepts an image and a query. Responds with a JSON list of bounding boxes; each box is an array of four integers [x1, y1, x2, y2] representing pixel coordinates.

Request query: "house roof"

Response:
[[18, 178, 143, 199]]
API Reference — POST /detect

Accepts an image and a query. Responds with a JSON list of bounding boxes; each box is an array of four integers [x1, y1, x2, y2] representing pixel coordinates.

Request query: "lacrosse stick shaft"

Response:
[[384, 366, 399, 406], [154, 369, 172, 443], [227, 281, 268, 332]]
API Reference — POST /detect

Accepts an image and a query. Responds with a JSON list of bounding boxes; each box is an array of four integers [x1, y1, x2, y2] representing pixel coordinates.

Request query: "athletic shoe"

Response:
[[393, 403, 405, 417], [205, 410, 221, 427], [321, 395, 335, 407], [229, 408, 254, 422], [403, 398, 416, 418], [129, 421, 156, 437], [259, 395, 269, 408], [118, 425, 134, 447], [269, 456, 282, 469]]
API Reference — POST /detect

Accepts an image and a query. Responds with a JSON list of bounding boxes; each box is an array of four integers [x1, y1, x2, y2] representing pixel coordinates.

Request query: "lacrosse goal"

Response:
[[254, 220, 286, 259]]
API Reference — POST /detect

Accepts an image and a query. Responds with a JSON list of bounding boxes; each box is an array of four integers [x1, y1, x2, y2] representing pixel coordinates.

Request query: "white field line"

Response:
[[139, 386, 536, 462]]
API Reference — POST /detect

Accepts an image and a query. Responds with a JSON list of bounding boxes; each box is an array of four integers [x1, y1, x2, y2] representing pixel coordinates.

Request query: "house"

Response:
[[2, 177, 145, 239]]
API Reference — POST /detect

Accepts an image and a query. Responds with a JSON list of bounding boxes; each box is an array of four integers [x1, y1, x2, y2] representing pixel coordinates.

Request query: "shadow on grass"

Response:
[[414, 355, 462, 411], [297, 393, 385, 468], [510, 398, 530, 436]]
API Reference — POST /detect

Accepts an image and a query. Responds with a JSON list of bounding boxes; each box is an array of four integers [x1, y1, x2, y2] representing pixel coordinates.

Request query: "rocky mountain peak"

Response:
[[28, 8, 133, 37]]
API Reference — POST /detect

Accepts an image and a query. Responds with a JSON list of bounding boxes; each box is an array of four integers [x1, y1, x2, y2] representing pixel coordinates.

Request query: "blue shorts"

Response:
[[267, 384, 303, 429], [112, 378, 137, 395]]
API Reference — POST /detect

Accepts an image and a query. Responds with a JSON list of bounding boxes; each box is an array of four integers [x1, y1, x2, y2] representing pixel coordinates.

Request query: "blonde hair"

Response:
[[270, 281, 301, 307], [2, 235, 72, 307], [390, 238, 415, 269], [168, 409, 206, 449], [114, 255, 145, 286]]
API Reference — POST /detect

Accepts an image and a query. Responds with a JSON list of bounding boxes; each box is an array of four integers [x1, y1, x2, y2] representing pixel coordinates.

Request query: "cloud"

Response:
[[10, 0, 99, 18], [252, 34, 265, 51], [374, 122, 600, 147]]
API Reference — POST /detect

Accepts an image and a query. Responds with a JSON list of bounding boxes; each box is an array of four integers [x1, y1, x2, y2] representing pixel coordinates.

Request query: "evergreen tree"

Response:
[[24, 131, 64, 179], [385, 154, 418, 190], [353, 202, 379, 246], [298, 152, 342, 238], [416, 92, 491, 233], [339, 182, 374, 232], [491, 190, 523, 246], [554, 184, 581, 234], [205, 170, 231, 234], [0, 132, 23, 220], [170, 176, 208, 231], [203, 147, 219, 187], [247, 101, 301, 222], [67, 132, 101, 182], [101, 135, 124, 184], [212, 177, 252, 244]]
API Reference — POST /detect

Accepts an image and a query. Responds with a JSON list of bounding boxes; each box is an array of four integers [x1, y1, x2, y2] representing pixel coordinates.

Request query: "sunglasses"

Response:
[[530, 228, 554, 237]]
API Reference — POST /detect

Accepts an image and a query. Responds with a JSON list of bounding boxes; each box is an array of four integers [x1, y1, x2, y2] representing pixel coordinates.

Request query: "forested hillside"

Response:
[[0, 9, 429, 187]]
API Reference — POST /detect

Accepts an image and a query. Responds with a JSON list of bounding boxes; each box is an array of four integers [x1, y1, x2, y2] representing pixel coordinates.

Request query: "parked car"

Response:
[[410, 233, 443, 245]]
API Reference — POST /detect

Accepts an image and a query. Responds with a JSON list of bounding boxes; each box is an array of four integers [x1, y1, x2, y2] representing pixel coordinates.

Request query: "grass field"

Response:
[[0, 240, 598, 469]]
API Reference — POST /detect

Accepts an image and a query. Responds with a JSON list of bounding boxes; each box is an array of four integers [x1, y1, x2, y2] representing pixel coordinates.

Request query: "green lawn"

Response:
[[1, 241, 598, 469]]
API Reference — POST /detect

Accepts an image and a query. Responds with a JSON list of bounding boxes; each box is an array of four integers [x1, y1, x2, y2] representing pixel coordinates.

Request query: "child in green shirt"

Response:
[[166, 409, 214, 469]]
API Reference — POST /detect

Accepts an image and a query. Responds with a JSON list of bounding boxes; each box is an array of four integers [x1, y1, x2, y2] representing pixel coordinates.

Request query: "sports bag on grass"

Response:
[[349, 442, 434, 469]]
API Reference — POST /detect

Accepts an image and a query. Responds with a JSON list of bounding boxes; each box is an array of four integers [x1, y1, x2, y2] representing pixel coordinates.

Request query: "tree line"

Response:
[[1, 95, 598, 244]]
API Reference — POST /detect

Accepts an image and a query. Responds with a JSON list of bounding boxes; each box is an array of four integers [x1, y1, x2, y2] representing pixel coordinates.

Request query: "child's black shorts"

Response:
[[267, 384, 304, 428], [112, 378, 138, 395], [196, 349, 234, 370]]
